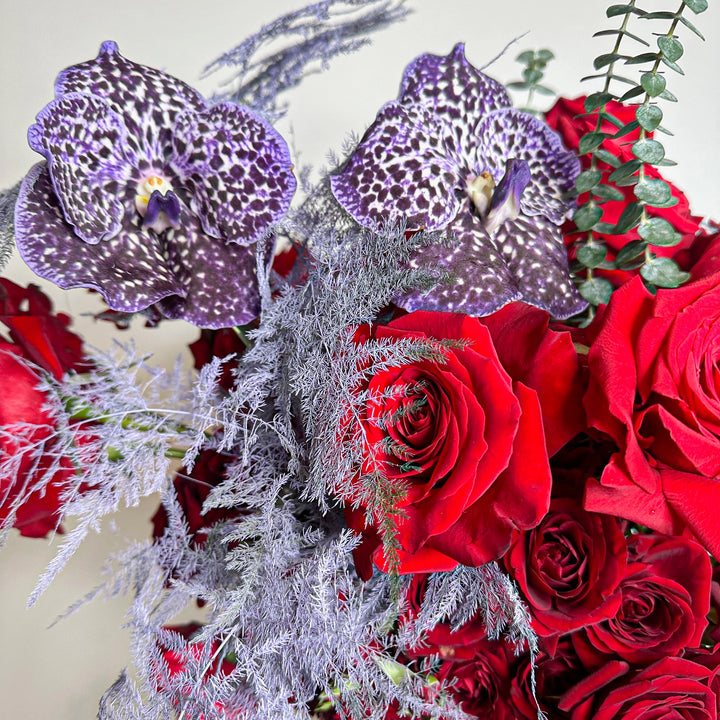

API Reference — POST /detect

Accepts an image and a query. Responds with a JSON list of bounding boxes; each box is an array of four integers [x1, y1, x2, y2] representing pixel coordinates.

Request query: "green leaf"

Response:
[[619, 85, 646, 102], [655, 125, 674, 136], [585, 92, 616, 112], [658, 36, 684, 62], [523, 68, 543, 83], [639, 11, 675, 19], [533, 84, 556, 96], [576, 170, 602, 193], [656, 158, 678, 167], [613, 120, 640, 138], [574, 204, 603, 231], [593, 184, 625, 201], [661, 57, 684, 75], [516, 50, 535, 64], [594, 53, 627, 70], [593, 28, 650, 46], [638, 217, 682, 246], [633, 139, 665, 164], [625, 52, 661, 65], [635, 104, 663, 131], [640, 257, 690, 288], [598, 111, 624, 129], [659, 88, 678, 102], [614, 202, 644, 233], [607, 4, 646, 16], [641, 73, 666, 96], [537, 49, 555, 61], [577, 243, 608, 268], [507, 81, 531, 90], [594, 149, 622, 168], [685, 0, 708, 13], [609, 159, 642, 182], [579, 277, 614, 306], [679, 15, 705, 40], [615, 240, 647, 269], [614, 175, 639, 188], [634, 179, 672, 206], [579, 132, 608, 154]]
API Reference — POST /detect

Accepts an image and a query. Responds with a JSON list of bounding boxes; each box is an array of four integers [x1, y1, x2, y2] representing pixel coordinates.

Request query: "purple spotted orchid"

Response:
[[331, 43, 586, 319], [15, 41, 296, 329]]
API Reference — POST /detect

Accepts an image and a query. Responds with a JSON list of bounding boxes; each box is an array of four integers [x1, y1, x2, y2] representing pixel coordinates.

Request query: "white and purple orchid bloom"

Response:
[[15, 41, 296, 329], [330, 43, 586, 319]]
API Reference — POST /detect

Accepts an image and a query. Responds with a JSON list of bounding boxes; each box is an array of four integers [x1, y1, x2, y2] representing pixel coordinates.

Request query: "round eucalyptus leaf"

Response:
[[573, 204, 603, 231], [685, 0, 708, 13], [516, 50, 535, 64], [634, 179, 672, 206], [579, 132, 607, 154], [537, 49, 555, 61], [640, 257, 690, 288], [609, 159, 642, 182], [635, 104, 663, 131], [576, 170, 602, 193], [577, 243, 608, 268], [585, 92, 615, 112], [615, 240, 647, 269], [641, 73, 667, 96], [579, 277, 614, 306], [638, 217, 682, 246], [633, 139, 665, 164], [657, 36, 684, 62], [593, 184, 625, 202]]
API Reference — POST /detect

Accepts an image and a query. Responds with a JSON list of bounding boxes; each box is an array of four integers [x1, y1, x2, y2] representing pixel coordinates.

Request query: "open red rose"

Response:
[[510, 637, 588, 720], [558, 656, 717, 720], [436, 636, 517, 720], [573, 533, 711, 667], [0, 279, 88, 538], [345, 304, 584, 576], [584, 271, 720, 555], [546, 96, 703, 285], [505, 496, 626, 638]]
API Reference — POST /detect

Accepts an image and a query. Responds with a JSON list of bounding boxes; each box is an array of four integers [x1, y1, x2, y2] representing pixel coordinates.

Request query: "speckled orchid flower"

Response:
[[15, 41, 296, 329], [331, 43, 585, 319]]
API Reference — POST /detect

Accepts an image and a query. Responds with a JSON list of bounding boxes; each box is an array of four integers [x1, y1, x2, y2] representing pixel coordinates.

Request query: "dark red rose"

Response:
[[152, 448, 243, 546], [573, 533, 711, 667], [583, 271, 720, 555], [436, 636, 517, 720], [0, 279, 88, 538], [345, 304, 584, 576], [505, 496, 626, 638], [510, 637, 587, 720], [189, 329, 248, 392], [546, 97, 702, 285], [558, 656, 717, 720]]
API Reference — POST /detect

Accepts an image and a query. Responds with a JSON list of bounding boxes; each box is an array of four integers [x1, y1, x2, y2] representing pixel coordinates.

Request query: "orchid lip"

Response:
[[484, 158, 531, 235]]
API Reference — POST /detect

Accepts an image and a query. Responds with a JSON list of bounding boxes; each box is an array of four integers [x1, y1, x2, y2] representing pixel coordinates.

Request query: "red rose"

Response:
[[345, 304, 584, 575], [435, 636, 517, 720], [0, 279, 88, 538], [573, 533, 711, 667], [583, 271, 720, 555], [558, 656, 717, 720], [189, 329, 248, 392], [545, 97, 702, 284], [510, 637, 587, 720], [505, 496, 626, 638], [152, 448, 244, 546], [155, 623, 240, 720]]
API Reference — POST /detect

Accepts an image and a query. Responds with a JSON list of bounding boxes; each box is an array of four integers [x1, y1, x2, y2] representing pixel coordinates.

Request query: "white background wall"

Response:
[[0, 1, 718, 717]]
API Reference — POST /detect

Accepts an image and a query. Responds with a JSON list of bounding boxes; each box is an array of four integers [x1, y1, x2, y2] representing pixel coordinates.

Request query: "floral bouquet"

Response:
[[1, 1, 719, 718]]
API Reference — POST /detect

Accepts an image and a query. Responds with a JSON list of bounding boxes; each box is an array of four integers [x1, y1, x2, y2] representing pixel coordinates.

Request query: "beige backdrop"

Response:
[[1, 0, 718, 717]]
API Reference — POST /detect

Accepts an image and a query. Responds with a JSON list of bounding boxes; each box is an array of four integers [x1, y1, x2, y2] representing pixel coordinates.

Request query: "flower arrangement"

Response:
[[1, 1, 719, 719]]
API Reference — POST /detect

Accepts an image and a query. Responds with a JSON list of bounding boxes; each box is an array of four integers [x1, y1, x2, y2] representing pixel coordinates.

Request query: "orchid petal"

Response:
[[398, 43, 511, 160], [331, 102, 461, 231], [172, 103, 296, 244]]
